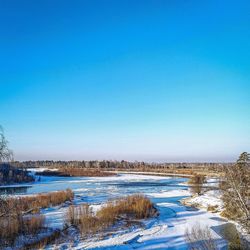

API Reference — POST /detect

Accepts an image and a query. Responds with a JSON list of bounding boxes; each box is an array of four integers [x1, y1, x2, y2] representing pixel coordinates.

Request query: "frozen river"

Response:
[[0, 173, 189, 202]]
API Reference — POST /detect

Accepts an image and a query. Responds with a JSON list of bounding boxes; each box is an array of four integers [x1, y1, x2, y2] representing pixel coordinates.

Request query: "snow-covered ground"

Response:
[[181, 178, 223, 212], [182, 189, 223, 211], [2, 172, 234, 249], [65, 189, 228, 250]]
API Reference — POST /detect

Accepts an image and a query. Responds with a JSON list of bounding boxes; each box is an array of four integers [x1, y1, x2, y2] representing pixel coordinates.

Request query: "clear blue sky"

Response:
[[0, 0, 249, 162]]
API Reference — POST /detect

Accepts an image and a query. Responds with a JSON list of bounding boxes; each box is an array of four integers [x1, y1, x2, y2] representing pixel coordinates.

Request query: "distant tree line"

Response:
[[11, 160, 232, 172]]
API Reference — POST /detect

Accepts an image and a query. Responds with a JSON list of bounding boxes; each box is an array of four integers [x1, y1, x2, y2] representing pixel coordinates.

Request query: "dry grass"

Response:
[[22, 215, 46, 235], [0, 189, 73, 248], [0, 214, 45, 247], [67, 204, 101, 235], [0, 189, 73, 215], [98, 194, 156, 220], [67, 194, 157, 237]]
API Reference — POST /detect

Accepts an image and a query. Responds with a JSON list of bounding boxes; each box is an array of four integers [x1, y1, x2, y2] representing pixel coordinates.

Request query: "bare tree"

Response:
[[189, 174, 206, 195], [0, 126, 13, 162], [221, 152, 250, 231]]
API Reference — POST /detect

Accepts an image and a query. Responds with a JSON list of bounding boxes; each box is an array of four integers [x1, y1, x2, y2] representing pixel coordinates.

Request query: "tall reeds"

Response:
[[0, 189, 74, 247], [66, 194, 157, 237]]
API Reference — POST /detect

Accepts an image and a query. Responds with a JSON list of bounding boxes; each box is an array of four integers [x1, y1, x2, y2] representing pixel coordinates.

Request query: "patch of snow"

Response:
[[205, 178, 220, 188], [148, 189, 190, 198], [182, 189, 223, 211], [43, 206, 67, 230], [28, 168, 58, 172]]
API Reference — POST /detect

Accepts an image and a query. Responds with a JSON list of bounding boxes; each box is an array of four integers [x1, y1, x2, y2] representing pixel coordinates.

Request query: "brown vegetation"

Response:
[[67, 204, 101, 235], [207, 205, 219, 213], [0, 213, 45, 247], [188, 174, 206, 185], [66, 194, 157, 237], [22, 229, 62, 250], [98, 194, 157, 219], [37, 168, 116, 177], [0, 189, 73, 248], [188, 174, 206, 195], [0, 189, 74, 215], [61, 167, 116, 177]]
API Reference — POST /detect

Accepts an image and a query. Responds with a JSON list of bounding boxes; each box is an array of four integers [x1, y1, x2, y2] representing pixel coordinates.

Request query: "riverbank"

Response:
[[181, 178, 250, 248]]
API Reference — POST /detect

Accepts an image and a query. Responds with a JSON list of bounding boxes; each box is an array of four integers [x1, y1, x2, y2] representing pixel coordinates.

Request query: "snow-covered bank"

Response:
[[53, 188, 228, 250], [181, 189, 223, 212], [179, 177, 222, 211], [44, 188, 231, 250], [181, 181, 250, 246]]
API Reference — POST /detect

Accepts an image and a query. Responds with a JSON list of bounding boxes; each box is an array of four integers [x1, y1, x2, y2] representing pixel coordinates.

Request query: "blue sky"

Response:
[[0, 0, 249, 162]]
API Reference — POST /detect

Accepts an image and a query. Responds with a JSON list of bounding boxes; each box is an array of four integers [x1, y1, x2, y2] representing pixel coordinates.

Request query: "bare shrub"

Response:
[[189, 174, 206, 195], [188, 174, 206, 185], [185, 223, 217, 250], [0, 126, 13, 162]]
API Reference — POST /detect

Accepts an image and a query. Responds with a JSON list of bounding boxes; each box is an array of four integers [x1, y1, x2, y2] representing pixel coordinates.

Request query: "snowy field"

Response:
[[1, 172, 230, 249]]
